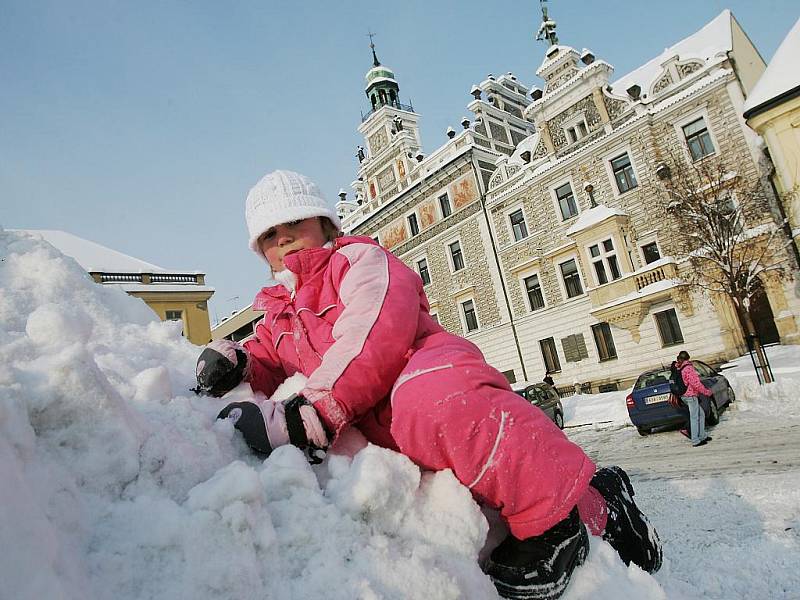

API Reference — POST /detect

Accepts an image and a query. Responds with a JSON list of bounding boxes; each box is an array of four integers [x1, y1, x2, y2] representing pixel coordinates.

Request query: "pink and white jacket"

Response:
[[244, 236, 442, 439], [243, 236, 596, 538], [680, 361, 712, 398]]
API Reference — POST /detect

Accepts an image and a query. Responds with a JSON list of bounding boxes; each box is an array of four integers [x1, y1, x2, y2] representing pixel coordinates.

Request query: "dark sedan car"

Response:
[[513, 382, 565, 429], [626, 360, 735, 436]]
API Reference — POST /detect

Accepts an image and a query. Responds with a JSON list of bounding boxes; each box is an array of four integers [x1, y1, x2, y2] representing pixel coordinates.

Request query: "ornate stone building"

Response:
[[340, 10, 800, 391]]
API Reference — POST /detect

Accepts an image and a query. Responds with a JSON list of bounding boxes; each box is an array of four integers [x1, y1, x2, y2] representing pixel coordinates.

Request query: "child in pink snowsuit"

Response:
[[196, 170, 662, 599]]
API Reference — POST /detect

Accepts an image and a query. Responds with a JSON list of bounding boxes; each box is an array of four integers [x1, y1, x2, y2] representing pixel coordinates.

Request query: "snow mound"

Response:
[[0, 228, 663, 599]]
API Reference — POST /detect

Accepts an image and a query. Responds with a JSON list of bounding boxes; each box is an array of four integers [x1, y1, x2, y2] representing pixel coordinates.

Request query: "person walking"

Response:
[[674, 351, 713, 447]]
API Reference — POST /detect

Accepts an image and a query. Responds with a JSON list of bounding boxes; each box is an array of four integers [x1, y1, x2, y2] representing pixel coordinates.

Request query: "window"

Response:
[[682, 117, 715, 161], [592, 323, 618, 361], [588, 238, 622, 285], [165, 310, 182, 321], [641, 242, 661, 265], [555, 183, 578, 220], [610, 152, 638, 193], [524, 274, 545, 311], [461, 299, 479, 333], [540, 337, 561, 373], [509, 209, 528, 241], [439, 193, 452, 218], [407, 213, 419, 236], [448, 241, 465, 271], [501, 369, 517, 384], [654, 308, 684, 347], [416, 258, 431, 285], [560, 259, 584, 298], [565, 118, 589, 144]]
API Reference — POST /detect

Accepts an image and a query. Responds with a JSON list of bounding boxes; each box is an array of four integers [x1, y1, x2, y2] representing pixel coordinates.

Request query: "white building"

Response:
[[340, 9, 800, 392]]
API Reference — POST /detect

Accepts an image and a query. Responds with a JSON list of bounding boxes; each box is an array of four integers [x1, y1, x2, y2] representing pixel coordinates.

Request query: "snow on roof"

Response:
[[743, 17, 800, 117], [612, 10, 732, 95], [566, 204, 628, 236], [19, 229, 198, 274]]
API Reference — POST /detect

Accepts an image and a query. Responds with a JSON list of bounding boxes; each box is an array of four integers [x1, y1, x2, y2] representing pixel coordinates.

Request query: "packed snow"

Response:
[[2, 227, 798, 599]]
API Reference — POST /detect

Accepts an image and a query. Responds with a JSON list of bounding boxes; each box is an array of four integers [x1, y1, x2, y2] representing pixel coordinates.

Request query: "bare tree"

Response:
[[655, 149, 793, 383]]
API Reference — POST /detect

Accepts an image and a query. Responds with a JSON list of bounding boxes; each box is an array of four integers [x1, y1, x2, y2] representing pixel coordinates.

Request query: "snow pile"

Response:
[[0, 229, 664, 599]]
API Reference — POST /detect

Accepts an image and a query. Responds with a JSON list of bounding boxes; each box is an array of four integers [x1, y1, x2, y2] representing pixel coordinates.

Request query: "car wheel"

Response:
[[727, 385, 736, 404], [706, 398, 720, 426], [637, 427, 650, 436], [554, 411, 564, 429]]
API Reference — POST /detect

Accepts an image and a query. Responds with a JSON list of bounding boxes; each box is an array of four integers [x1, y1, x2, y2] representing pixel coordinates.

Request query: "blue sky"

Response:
[[2, 0, 798, 325]]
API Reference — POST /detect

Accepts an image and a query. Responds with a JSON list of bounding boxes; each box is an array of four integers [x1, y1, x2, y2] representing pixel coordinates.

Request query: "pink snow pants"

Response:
[[360, 332, 597, 539]]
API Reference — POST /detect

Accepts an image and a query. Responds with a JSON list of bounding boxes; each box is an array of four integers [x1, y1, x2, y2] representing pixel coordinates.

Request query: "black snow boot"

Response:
[[485, 507, 589, 600], [590, 466, 662, 573]]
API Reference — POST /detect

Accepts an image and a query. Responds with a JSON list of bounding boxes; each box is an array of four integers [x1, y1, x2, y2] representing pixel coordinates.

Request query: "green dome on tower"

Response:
[[365, 65, 397, 87]]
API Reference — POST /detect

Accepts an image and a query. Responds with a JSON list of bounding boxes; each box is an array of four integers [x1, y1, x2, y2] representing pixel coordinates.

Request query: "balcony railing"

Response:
[[588, 260, 678, 309], [96, 272, 204, 285], [360, 100, 415, 123]]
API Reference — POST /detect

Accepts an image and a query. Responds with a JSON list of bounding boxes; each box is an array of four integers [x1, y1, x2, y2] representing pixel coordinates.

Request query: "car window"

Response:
[[692, 362, 709, 377], [634, 369, 671, 390], [527, 386, 544, 404]]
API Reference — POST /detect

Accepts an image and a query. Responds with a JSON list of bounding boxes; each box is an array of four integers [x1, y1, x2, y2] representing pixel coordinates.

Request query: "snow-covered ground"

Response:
[[2, 228, 799, 599]]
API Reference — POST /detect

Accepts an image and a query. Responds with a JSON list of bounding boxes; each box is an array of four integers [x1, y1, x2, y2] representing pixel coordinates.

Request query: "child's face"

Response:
[[259, 217, 328, 272]]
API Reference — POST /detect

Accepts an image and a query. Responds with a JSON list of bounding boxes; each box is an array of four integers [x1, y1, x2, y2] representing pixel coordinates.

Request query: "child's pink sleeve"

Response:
[[244, 320, 287, 399], [302, 243, 421, 437]]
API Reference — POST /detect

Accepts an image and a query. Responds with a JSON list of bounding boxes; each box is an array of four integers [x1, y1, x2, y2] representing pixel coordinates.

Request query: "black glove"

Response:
[[194, 340, 249, 397], [217, 395, 329, 462]]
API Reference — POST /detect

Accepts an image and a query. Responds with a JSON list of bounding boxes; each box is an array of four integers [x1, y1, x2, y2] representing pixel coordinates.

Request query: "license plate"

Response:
[[645, 393, 669, 405]]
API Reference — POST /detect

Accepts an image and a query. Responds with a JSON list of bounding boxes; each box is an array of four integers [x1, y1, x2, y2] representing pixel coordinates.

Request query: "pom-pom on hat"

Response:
[[245, 170, 342, 258]]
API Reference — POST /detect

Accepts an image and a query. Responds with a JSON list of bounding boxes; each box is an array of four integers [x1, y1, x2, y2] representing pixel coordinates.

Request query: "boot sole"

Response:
[[490, 525, 589, 600]]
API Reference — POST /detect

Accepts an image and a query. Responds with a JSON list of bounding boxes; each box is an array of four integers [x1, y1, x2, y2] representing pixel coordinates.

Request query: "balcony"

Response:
[[360, 100, 415, 123], [588, 259, 679, 309], [588, 259, 687, 342]]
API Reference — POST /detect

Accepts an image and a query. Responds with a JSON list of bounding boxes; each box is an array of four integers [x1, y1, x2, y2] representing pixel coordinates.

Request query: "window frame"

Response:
[[540, 337, 562, 373], [587, 237, 622, 286], [654, 308, 685, 347], [562, 113, 590, 145], [521, 272, 546, 312], [591, 322, 618, 362], [640, 240, 662, 265], [415, 256, 431, 286], [552, 180, 579, 221], [407, 211, 420, 236], [674, 109, 718, 163], [446, 237, 466, 273], [165, 309, 183, 321], [459, 297, 480, 334], [608, 151, 638, 195], [439, 192, 453, 218], [558, 256, 585, 300], [507, 206, 530, 243]]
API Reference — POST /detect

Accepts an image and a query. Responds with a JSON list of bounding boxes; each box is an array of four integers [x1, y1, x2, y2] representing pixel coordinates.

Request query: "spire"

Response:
[[536, 0, 559, 46], [368, 31, 380, 67]]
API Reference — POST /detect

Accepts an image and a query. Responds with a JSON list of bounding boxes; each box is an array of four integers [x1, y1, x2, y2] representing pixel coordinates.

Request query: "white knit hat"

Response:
[[245, 170, 342, 257]]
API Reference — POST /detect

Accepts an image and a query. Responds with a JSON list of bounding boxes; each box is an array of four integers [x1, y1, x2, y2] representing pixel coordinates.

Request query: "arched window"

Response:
[[371, 94, 377, 109], [379, 89, 387, 105], [389, 89, 397, 105]]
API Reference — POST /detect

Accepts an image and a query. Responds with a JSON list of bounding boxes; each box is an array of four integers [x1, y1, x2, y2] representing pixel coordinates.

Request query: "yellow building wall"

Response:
[[130, 291, 213, 345], [747, 95, 800, 253]]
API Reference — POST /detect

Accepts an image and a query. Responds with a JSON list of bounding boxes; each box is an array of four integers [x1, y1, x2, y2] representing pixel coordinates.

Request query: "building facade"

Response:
[[339, 10, 800, 392]]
